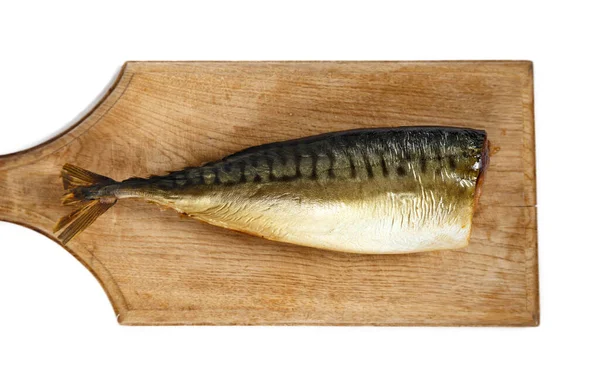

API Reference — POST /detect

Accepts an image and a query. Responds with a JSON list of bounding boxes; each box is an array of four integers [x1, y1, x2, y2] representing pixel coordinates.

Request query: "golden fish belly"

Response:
[[166, 177, 476, 254]]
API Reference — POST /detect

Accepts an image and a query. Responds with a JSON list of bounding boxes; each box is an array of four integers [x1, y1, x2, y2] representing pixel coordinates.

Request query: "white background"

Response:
[[1, 1, 598, 376]]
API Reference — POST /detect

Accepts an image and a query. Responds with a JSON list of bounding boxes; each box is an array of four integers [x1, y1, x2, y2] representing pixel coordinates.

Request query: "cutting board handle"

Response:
[[0, 151, 29, 226], [0, 156, 9, 221], [0, 63, 130, 236], [0, 144, 59, 236]]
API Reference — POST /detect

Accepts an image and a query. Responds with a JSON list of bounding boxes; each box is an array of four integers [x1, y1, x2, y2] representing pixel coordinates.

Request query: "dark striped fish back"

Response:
[[144, 127, 486, 189]]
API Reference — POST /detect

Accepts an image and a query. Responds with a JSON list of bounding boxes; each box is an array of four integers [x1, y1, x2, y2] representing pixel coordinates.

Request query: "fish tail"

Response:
[[54, 164, 118, 244]]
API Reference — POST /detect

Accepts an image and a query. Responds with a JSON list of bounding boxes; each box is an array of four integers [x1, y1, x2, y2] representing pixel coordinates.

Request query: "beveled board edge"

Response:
[[521, 62, 540, 325]]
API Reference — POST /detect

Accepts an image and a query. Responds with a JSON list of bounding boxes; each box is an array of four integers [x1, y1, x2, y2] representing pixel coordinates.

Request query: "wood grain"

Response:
[[0, 61, 539, 326]]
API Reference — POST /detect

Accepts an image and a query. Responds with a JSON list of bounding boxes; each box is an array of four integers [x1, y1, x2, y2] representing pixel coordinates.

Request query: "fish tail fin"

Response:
[[54, 199, 116, 244], [55, 164, 118, 244], [60, 163, 115, 190]]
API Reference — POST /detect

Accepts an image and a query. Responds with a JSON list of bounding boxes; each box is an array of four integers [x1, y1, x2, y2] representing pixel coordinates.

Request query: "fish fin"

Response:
[[55, 199, 116, 245], [56, 164, 118, 244], [61, 192, 82, 206], [53, 202, 90, 233], [61, 163, 115, 190]]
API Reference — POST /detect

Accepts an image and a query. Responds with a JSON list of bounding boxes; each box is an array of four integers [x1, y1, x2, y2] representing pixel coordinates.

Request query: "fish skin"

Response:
[[107, 127, 488, 253], [58, 126, 489, 253]]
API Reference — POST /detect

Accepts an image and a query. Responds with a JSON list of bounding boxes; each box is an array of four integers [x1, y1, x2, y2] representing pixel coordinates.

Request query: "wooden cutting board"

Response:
[[0, 61, 538, 326]]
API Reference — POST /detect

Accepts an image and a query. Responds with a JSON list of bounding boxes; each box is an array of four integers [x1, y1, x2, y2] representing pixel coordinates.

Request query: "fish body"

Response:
[[56, 126, 489, 254]]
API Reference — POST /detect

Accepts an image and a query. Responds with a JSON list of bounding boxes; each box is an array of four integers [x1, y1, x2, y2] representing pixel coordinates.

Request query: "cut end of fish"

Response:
[[474, 136, 490, 210]]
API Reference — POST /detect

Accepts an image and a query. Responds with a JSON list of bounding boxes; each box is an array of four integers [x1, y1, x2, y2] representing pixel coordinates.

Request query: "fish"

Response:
[[55, 126, 489, 254]]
